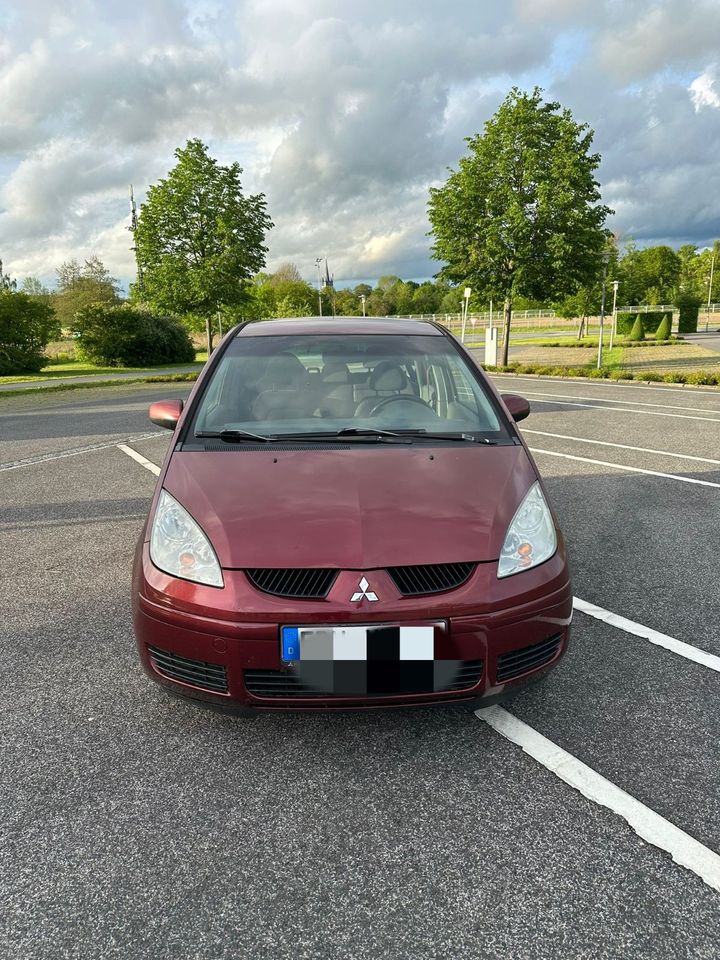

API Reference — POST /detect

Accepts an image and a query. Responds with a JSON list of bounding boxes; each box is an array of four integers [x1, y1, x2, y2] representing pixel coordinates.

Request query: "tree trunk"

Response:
[[577, 315, 586, 339], [205, 316, 213, 357], [501, 294, 512, 366]]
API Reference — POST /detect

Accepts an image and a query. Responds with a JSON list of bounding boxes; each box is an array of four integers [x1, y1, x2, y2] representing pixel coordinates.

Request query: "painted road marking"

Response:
[[117, 443, 161, 476], [529, 447, 720, 489], [524, 430, 720, 466], [477, 706, 720, 894], [0, 433, 162, 472], [573, 597, 720, 674], [521, 395, 720, 424], [491, 373, 720, 400], [517, 388, 720, 415]]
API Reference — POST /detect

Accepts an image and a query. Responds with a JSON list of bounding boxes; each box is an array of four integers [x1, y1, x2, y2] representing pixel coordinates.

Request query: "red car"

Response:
[[132, 318, 571, 714]]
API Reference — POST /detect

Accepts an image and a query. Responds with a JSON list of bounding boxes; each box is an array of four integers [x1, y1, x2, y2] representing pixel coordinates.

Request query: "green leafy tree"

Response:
[[134, 139, 273, 354], [428, 87, 612, 364], [0, 290, 59, 374], [20, 276, 51, 299], [0, 259, 17, 292], [618, 244, 680, 305], [52, 257, 121, 332]]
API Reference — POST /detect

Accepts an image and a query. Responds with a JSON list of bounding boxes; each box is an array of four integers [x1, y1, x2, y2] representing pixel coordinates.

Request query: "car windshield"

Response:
[[189, 332, 510, 441]]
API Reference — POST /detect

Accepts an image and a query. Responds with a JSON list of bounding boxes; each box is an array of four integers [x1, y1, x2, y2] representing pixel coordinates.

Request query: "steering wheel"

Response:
[[369, 394, 436, 416]]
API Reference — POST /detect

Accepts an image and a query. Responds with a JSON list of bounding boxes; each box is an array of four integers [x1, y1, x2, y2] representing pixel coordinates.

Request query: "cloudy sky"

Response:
[[1, 0, 720, 290]]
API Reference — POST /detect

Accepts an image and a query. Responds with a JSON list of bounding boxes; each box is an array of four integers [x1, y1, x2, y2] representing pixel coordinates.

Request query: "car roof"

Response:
[[238, 317, 445, 337]]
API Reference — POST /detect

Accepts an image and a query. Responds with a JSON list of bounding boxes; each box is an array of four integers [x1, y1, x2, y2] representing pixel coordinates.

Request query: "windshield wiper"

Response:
[[195, 429, 271, 443], [396, 431, 497, 444]]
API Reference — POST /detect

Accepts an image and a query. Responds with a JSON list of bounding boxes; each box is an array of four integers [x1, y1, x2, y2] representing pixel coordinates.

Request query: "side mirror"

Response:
[[501, 393, 530, 423], [149, 399, 184, 430]]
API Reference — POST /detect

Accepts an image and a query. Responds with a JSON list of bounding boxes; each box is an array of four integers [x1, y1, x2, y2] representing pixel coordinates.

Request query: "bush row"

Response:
[[533, 336, 682, 348], [484, 362, 720, 386]]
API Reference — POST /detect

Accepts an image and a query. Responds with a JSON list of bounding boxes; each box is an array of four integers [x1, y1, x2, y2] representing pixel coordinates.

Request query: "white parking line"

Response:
[[0, 433, 162, 472], [573, 597, 720, 673], [477, 706, 720, 894], [491, 373, 720, 399], [520, 388, 720, 415], [523, 430, 720, 466], [529, 447, 720, 489], [117, 443, 161, 476], [523, 395, 720, 424]]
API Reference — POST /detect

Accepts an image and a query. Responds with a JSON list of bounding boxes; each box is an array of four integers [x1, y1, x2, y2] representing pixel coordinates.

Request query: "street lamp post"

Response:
[[609, 280, 620, 351], [360, 294, 367, 317], [706, 250, 716, 332], [597, 250, 610, 369], [314, 257, 323, 316]]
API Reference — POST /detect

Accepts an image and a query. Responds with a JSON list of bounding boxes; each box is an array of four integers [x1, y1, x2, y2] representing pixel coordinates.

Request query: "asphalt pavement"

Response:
[[2, 378, 720, 959]]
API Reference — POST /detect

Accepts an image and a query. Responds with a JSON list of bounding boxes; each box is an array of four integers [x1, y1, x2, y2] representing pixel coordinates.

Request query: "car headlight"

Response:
[[150, 489, 224, 587], [498, 482, 557, 578]]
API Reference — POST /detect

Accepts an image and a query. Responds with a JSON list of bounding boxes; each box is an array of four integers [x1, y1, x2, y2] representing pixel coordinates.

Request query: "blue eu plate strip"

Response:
[[281, 627, 300, 662]]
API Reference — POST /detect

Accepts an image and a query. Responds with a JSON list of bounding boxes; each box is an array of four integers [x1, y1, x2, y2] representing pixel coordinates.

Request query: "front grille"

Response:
[[148, 645, 228, 693], [387, 562, 475, 596], [244, 659, 483, 698], [245, 568, 338, 599], [496, 634, 562, 682]]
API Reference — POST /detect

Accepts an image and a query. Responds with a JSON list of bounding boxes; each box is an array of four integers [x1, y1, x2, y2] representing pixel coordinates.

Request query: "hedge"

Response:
[[615, 310, 671, 336], [677, 302, 700, 334], [483, 361, 720, 386], [73, 304, 196, 367]]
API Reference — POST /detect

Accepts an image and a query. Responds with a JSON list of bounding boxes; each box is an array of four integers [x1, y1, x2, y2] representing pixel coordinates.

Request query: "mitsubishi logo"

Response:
[[350, 577, 378, 602]]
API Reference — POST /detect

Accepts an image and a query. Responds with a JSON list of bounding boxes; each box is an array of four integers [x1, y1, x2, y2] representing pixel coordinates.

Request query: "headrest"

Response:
[[264, 353, 307, 386], [369, 361, 407, 392], [321, 361, 350, 383]]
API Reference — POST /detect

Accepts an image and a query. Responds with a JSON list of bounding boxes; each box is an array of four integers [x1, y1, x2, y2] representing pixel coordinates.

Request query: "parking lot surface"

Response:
[[2, 377, 720, 959]]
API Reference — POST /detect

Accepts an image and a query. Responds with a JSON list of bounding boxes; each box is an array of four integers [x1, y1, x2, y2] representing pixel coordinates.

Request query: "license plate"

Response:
[[281, 624, 435, 663], [280, 624, 455, 697]]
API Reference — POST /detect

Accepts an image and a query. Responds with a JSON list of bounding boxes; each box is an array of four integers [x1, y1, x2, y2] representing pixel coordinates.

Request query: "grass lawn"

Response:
[[0, 355, 205, 385]]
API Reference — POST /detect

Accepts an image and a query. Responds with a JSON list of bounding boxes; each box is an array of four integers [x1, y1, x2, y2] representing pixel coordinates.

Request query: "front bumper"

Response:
[[132, 544, 572, 713]]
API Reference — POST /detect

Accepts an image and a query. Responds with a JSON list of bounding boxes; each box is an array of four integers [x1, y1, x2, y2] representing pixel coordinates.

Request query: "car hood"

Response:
[[161, 445, 538, 569]]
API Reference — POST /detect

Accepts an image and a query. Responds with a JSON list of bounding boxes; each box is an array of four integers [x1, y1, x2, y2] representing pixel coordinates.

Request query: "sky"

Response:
[[1, 0, 720, 290]]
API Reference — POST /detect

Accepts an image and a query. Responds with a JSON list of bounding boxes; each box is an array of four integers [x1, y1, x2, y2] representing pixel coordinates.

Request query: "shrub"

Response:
[[677, 301, 700, 333], [628, 315, 645, 341], [74, 304, 196, 367], [685, 371, 718, 385], [663, 372, 686, 383], [655, 313, 672, 340], [0, 290, 60, 374], [640, 372, 663, 381], [616, 311, 666, 336]]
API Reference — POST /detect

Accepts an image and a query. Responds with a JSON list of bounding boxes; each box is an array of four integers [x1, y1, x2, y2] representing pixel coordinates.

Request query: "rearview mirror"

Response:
[[149, 399, 184, 430], [501, 393, 530, 423]]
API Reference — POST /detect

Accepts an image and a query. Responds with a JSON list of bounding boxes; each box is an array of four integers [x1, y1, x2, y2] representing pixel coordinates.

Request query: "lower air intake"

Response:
[[496, 634, 562, 682], [244, 659, 483, 698], [148, 645, 228, 693]]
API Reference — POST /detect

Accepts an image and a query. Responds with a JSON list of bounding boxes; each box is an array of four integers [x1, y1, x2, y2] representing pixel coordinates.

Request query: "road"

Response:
[[2, 377, 720, 959]]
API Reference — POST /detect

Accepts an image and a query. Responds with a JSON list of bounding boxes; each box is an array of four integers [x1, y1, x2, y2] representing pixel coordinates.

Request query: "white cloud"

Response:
[[0, 0, 719, 287]]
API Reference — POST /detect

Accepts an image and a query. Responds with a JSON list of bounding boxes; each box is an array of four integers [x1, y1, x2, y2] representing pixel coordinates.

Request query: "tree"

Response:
[[0, 290, 59, 374], [428, 87, 612, 364], [0, 259, 17, 292], [20, 276, 51, 299], [52, 257, 121, 332], [134, 139, 273, 354]]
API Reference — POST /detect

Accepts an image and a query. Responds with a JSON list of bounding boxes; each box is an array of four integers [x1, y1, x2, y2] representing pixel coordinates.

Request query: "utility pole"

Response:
[[128, 185, 144, 293]]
